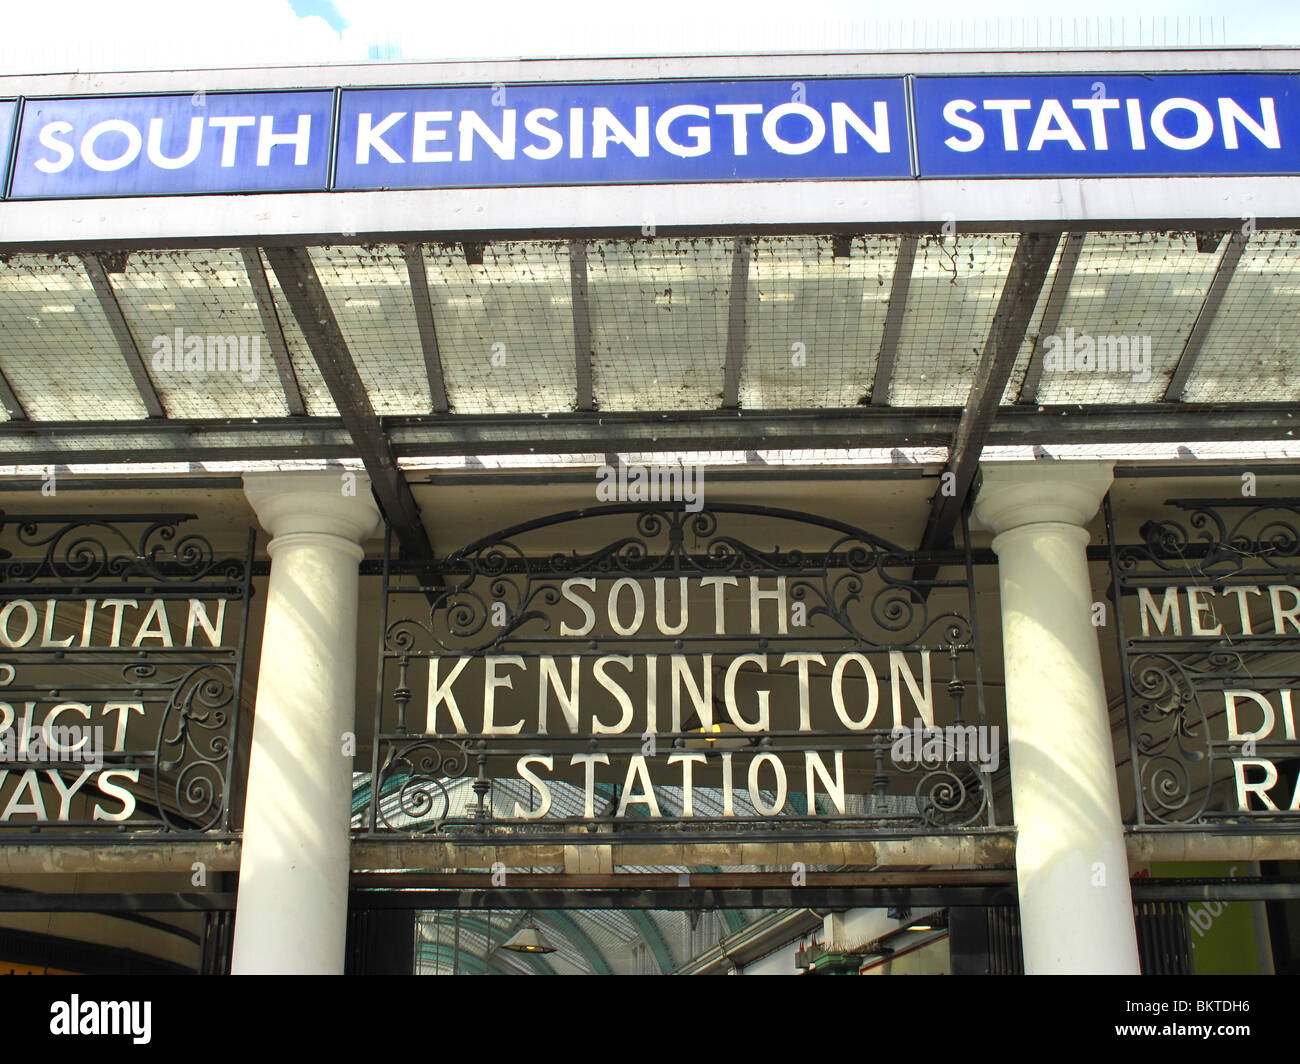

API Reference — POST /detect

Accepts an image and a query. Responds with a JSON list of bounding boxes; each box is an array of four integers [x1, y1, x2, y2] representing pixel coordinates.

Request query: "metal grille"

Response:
[[1001, 237, 1069, 403], [363, 503, 995, 843], [1038, 232, 1218, 404], [1136, 901, 1193, 975], [890, 234, 1020, 407], [949, 905, 1022, 974], [0, 514, 254, 838], [1105, 494, 1300, 828], [739, 235, 895, 409], [421, 241, 575, 415], [1183, 231, 1300, 404], [200, 911, 235, 975], [0, 234, 1295, 439], [108, 250, 288, 418], [588, 238, 730, 411], [311, 245, 431, 415], [987, 906, 1024, 975], [258, 249, 338, 416], [0, 255, 148, 420]]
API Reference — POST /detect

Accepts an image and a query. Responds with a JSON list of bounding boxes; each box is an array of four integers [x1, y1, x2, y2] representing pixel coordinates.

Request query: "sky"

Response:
[[1, 0, 1299, 74]]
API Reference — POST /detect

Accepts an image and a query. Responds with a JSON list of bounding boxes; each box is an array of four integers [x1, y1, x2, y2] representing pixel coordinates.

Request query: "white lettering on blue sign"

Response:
[[333, 79, 910, 189], [347, 101, 890, 164], [913, 73, 1300, 176], [10, 90, 334, 198], [4, 72, 1300, 199], [937, 96, 1278, 153], [32, 113, 315, 174]]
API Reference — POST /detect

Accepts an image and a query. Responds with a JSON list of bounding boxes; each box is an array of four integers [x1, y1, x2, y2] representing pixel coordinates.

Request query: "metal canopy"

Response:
[[1, 231, 1298, 541], [918, 230, 1061, 559], [262, 246, 434, 558]]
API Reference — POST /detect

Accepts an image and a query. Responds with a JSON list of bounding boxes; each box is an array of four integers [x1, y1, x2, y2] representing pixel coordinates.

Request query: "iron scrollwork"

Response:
[[400, 504, 973, 656], [0, 512, 245, 586], [374, 738, 474, 832], [366, 503, 996, 842], [1125, 499, 1300, 576], [0, 511, 255, 838], [1108, 497, 1300, 827]]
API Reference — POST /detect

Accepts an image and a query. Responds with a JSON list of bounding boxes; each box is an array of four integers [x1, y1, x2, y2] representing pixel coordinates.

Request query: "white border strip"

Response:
[[3, 440, 1299, 478], [3, 175, 1297, 246], [3, 47, 1297, 96]]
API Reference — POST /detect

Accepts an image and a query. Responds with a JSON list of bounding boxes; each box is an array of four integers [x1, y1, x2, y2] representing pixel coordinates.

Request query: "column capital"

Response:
[[243, 470, 382, 544], [971, 461, 1114, 536]]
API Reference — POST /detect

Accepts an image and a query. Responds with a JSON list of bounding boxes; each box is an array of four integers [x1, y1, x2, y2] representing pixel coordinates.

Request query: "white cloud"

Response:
[[0, 0, 348, 75]]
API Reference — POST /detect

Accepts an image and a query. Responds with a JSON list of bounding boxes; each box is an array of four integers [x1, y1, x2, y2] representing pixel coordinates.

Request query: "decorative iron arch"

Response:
[[382, 502, 975, 657], [364, 500, 995, 843]]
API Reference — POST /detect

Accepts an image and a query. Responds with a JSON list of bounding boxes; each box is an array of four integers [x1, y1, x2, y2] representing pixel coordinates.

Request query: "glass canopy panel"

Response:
[[413, 905, 792, 975], [581, 909, 642, 947], [1181, 231, 1300, 404], [588, 238, 730, 411], [424, 241, 575, 415], [310, 245, 430, 415], [107, 250, 289, 418], [415, 911, 565, 975], [414, 908, 696, 975], [1035, 231, 1218, 404], [889, 234, 1020, 407], [739, 235, 896, 409], [1000, 237, 1069, 404], [258, 250, 338, 416], [0, 255, 148, 420], [567, 911, 640, 968]]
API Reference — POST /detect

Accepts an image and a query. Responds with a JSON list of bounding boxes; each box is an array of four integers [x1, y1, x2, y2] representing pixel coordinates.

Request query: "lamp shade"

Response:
[[503, 923, 557, 954]]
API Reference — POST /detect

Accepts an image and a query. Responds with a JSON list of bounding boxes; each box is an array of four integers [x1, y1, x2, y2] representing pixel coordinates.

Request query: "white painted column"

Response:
[[232, 471, 381, 975], [972, 461, 1140, 975]]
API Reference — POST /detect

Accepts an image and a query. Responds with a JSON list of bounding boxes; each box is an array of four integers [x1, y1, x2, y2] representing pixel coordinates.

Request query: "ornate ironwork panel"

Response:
[[0, 512, 255, 838], [363, 503, 999, 843], [1106, 496, 1300, 829]]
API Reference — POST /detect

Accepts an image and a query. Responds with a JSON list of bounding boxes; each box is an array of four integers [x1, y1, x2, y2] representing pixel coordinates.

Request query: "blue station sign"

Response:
[[10, 90, 334, 198], [912, 73, 1300, 177], [2, 72, 1298, 199], [336, 78, 912, 189], [0, 99, 16, 181]]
